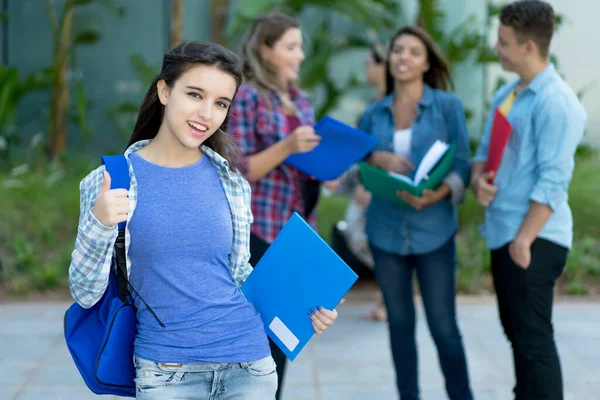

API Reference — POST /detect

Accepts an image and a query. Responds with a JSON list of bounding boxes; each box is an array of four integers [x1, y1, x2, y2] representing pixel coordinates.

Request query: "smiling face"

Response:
[[157, 64, 237, 150], [388, 33, 430, 85], [261, 27, 305, 84]]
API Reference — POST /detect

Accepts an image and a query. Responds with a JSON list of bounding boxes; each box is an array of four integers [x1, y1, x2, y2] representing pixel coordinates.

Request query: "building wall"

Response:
[[10, 0, 594, 152], [8, 0, 488, 152], [441, 0, 488, 137], [0, 0, 5, 65], [7, 0, 212, 154]]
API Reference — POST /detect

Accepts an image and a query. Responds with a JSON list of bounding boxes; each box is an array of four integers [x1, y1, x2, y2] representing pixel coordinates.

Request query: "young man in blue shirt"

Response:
[[471, 1, 587, 399]]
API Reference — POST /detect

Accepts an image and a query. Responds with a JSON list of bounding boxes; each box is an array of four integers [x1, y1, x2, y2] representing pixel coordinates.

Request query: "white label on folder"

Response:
[[269, 316, 299, 352]]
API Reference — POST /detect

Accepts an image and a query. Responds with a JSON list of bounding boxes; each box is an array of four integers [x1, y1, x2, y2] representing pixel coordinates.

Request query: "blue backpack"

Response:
[[64, 155, 163, 397]]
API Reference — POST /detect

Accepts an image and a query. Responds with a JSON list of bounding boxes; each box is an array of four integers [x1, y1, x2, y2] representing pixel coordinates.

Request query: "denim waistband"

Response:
[[134, 355, 269, 373]]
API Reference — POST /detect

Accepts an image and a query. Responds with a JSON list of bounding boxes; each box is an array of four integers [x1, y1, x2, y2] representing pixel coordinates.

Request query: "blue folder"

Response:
[[285, 115, 379, 181], [241, 213, 359, 361]]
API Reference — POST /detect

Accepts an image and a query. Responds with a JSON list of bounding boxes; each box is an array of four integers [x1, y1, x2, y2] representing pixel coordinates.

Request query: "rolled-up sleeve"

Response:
[[529, 96, 586, 210], [443, 96, 471, 204], [69, 166, 118, 309], [443, 171, 466, 204], [229, 87, 259, 178]]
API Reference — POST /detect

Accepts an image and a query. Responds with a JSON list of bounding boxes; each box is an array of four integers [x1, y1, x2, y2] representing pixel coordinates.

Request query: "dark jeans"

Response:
[[491, 238, 568, 400], [370, 238, 473, 400], [249, 234, 287, 400]]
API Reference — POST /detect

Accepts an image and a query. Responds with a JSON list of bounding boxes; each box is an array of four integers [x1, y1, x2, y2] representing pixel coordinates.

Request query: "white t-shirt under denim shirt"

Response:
[[393, 127, 412, 158]]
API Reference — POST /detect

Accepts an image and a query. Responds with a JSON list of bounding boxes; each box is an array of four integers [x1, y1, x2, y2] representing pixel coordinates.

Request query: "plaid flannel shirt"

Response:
[[69, 140, 254, 309], [230, 84, 317, 243]]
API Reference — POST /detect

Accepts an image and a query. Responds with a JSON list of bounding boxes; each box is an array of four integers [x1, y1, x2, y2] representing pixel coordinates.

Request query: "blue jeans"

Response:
[[134, 355, 277, 399], [370, 238, 473, 400]]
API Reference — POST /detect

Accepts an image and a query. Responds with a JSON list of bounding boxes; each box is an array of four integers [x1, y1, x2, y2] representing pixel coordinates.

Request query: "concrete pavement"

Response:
[[1, 294, 598, 399]]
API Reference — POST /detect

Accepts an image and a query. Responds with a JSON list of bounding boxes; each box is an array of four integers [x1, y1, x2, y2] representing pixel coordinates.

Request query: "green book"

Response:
[[359, 141, 456, 208]]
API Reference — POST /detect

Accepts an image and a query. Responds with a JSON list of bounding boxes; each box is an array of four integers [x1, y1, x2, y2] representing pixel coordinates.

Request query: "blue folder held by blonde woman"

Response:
[[285, 116, 379, 181]]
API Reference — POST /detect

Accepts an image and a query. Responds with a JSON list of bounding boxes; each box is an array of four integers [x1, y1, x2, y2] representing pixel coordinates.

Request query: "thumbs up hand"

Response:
[[92, 170, 130, 227], [100, 170, 111, 193]]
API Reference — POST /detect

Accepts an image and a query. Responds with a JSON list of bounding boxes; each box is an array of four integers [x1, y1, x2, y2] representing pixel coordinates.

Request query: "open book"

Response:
[[359, 142, 456, 208], [388, 140, 450, 186]]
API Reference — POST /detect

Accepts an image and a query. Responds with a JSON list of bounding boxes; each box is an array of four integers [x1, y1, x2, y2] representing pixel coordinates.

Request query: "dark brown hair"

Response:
[[385, 26, 452, 95], [128, 41, 243, 168], [500, 0, 554, 58], [370, 43, 386, 64]]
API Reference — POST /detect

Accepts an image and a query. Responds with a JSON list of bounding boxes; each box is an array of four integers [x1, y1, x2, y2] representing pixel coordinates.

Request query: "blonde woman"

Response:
[[230, 12, 341, 400]]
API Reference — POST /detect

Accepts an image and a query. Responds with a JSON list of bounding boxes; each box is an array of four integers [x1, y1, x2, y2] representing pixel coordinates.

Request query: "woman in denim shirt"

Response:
[[359, 27, 473, 400]]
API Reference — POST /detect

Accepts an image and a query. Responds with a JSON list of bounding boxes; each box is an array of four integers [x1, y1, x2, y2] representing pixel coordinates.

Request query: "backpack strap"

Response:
[[101, 155, 130, 302], [101, 155, 130, 230], [100, 155, 165, 327]]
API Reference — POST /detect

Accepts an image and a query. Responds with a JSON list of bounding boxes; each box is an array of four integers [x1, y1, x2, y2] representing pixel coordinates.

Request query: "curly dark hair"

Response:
[[500, 0, 554, 58]]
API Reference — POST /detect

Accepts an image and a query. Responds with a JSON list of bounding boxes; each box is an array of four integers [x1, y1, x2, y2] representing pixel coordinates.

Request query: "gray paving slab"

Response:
[[317, 358, 395, 385], [278, 386, 318, 400], [28, 361, 89, 386], [320, 384, 397, 400], [283, 359, 314, 385], [0, 387, 20, 400], [0, 296, 598, 400], [0, 336, 58, 360], [14, 387, 120, 400], [0, 361, 36, 387], [278, 298, 600, 399]]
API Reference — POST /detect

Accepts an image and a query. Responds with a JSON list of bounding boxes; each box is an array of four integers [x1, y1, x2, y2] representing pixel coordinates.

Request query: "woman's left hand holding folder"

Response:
[[310, 299, 346, 335], [397, 189, 439, 211], [397, 183, 452, 211]]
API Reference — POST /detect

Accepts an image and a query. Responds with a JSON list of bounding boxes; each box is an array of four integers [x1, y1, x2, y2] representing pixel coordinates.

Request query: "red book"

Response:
[[484, 108, 513, 183]]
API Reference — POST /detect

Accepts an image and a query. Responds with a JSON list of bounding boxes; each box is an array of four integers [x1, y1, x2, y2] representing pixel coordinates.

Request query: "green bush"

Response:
[[316, 194, 351, 244], [315, 151, 600, 295], [0, 156, 93, 294], [1, 150, 598, 296], [456, 224, 491, 294], [569, 154, 600, 238]]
